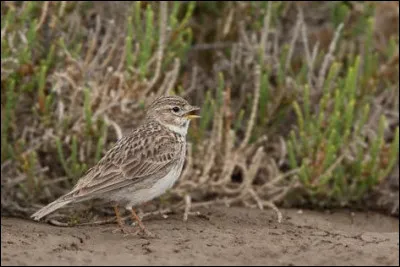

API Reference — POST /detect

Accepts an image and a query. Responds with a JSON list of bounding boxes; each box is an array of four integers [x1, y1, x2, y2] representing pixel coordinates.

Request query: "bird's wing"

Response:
[[64, 126, 182, 201]]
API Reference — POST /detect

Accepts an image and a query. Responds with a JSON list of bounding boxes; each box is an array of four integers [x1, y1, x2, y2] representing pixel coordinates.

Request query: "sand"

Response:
[[1, 206, 399, 266]]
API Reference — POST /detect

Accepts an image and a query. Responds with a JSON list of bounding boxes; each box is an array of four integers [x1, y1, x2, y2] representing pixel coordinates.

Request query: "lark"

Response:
[[31, 96, 200, 236]]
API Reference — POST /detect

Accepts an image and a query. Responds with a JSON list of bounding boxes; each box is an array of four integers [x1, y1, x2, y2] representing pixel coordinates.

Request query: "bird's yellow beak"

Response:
[[186, 114, 201, 119], [185, 106, 201, 119]]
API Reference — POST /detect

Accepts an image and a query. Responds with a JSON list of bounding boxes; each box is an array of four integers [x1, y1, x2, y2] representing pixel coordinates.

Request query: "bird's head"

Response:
[[145, 96, 200, 135]]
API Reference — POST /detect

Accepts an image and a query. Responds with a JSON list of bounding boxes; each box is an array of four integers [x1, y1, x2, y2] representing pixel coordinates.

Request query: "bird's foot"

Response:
[[136, 227, 158, 239]]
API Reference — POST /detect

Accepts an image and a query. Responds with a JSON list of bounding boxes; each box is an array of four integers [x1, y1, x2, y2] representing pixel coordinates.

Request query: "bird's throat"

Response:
[[164, 121, 189, 136]]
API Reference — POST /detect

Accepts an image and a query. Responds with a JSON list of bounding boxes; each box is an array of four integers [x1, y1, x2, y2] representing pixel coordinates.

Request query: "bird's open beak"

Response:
[[185, 106, 201, 119]]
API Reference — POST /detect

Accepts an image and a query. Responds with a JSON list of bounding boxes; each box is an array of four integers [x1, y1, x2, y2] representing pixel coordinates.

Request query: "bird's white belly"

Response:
[[147, 164, 182, 199], [121, 157, 185, 209]]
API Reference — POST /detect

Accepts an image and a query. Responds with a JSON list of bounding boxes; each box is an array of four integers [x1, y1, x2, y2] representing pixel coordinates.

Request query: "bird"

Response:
[[31, 95, 200, 236]]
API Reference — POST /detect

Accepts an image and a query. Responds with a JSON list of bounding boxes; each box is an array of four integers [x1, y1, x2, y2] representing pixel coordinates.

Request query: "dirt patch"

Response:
[[1, 206, 399, 266]]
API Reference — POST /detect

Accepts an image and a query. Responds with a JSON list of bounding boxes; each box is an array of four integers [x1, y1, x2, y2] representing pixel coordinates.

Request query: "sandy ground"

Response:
[[1, 206, 399, 266]]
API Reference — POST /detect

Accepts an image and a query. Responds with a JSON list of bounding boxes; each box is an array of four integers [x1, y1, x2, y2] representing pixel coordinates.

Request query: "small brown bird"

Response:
[[31, 96, 200, 236]]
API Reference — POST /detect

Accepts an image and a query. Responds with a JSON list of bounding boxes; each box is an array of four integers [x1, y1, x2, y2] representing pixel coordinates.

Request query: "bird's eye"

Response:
[[172, 107, 180, 113]]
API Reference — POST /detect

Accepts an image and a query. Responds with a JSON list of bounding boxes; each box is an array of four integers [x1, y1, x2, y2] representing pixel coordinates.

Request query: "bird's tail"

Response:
[[31, 198, 72, 221]]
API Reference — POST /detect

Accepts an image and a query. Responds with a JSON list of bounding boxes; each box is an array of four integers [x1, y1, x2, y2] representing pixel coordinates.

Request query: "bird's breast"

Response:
[[150, 155, 185, 197]]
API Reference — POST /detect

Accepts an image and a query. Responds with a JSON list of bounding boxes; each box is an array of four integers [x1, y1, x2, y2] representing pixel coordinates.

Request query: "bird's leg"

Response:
[[136, 201, 153, 219], [131, 208, 155, 238], [112, 205, 128, 234]]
